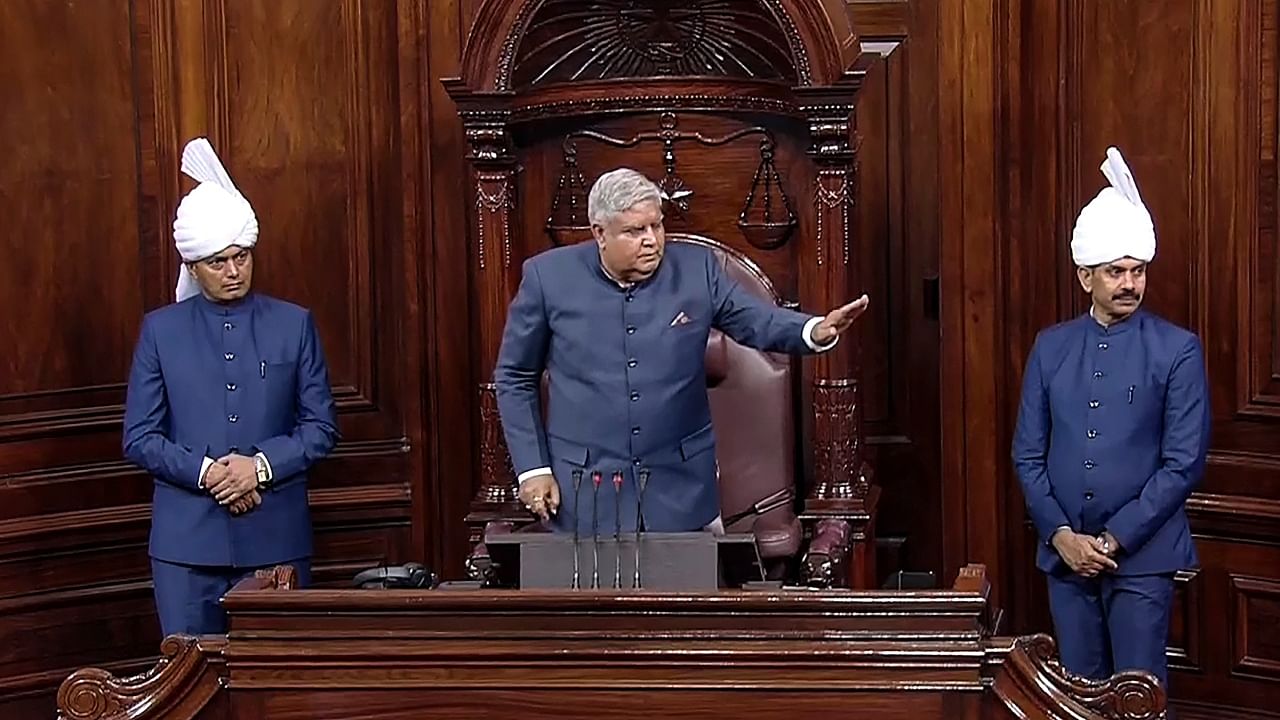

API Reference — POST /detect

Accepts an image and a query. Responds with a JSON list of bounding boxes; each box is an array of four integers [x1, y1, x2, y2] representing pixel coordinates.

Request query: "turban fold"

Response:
[[1070, 147, 1155, 267], [172, 138, 258, 302]]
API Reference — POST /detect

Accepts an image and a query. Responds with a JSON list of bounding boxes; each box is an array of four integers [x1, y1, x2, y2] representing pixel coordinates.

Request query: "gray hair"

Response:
[[588, 168, 662, 226]]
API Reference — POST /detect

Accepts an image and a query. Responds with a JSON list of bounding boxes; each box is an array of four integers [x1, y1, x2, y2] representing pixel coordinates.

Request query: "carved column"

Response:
[[797, 89, 880, 589], [458, 107, 526, 544]]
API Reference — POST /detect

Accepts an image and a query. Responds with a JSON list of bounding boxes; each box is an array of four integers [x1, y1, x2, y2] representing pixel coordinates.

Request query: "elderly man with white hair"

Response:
[[495, 167, 869, 540], [123, 138, 338, 636], [1012, 147, 1210, 690]]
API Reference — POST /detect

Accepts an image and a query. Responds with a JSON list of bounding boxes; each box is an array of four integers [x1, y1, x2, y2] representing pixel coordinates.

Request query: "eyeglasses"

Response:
[[199, 249, 251, 272]]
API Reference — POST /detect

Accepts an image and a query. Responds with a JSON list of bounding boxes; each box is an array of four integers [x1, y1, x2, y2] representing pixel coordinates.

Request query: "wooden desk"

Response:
[[57, 565, 1164, 720]]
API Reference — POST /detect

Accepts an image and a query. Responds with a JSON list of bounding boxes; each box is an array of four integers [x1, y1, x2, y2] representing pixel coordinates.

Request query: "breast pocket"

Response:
[[260, 360, 298, 413]]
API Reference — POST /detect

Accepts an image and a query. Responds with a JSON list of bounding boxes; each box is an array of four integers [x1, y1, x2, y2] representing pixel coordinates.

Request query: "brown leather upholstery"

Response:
[[693, 239, 802, 561]]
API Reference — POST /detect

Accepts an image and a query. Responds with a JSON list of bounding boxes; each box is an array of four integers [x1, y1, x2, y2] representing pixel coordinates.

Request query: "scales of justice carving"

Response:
[[546, 112, 798, 249]]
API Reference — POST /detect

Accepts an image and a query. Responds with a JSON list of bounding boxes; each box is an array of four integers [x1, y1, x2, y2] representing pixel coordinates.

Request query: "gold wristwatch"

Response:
[[254, 455, 271, 490]]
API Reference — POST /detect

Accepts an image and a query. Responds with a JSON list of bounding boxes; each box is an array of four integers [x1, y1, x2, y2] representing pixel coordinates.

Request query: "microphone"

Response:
[[570, 469, 583, 589], [633, 468, 649, 588], [612, 470, 624, 589], [591, 470, 602, 589]]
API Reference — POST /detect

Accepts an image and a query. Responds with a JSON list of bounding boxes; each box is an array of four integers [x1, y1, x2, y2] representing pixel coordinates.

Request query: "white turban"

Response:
[[1070, 146, 1155, 267], [172, 138, 258, 302]]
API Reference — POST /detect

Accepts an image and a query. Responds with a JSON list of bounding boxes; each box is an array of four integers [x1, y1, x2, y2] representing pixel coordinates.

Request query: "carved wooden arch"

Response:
[[461, 0, 859, 93], [445, 0, 879, 588]]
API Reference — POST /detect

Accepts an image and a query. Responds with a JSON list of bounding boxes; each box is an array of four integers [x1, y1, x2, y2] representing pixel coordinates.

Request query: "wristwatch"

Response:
[[254, 455, 272, 490]]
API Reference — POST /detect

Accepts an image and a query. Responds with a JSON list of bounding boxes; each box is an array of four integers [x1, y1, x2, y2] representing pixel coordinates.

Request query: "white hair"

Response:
[[588, 168, 662, 226]]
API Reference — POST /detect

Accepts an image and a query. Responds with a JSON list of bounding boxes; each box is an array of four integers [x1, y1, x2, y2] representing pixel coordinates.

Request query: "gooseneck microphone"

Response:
[[591, 470, 602, 589], [633, 468, 650, 588], [570, 469, 583, 589], [612, 470, 624, 589]]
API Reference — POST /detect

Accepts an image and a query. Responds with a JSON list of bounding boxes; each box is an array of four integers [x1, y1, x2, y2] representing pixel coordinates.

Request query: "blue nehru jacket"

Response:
[[124, 292, 338, 567], [1012, 309, 1209, 575], [495, 240, 827, 536]]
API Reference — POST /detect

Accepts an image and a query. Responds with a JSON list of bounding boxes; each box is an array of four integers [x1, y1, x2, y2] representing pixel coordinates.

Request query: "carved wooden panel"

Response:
[[510, 0, 800, 88], [0, 0, 165, 437], [1231, 575, 1280, 681], [0, 2, 429, 716], [953, 1, 1280, 717]]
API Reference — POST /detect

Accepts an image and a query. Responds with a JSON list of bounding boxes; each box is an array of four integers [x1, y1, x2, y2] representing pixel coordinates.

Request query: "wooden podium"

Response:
[[56, 565, 1166, 720]]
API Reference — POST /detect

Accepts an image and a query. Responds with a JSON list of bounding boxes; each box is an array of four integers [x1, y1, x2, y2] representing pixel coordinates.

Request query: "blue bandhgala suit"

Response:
[[495, 240, 830, 536], [1012, 309, 1209, 685], [124, 292, 337, 635]]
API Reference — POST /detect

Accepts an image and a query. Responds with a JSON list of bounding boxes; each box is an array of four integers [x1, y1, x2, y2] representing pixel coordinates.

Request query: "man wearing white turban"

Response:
[[1012, 147, 1209, 690], [123, 138, 338, 636]]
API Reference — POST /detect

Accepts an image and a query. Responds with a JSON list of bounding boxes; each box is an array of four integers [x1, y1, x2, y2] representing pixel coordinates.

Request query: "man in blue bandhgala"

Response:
[[1012, 147, 1210, 687], [123, 138, 338, 636], [495, 167, 869, 535]]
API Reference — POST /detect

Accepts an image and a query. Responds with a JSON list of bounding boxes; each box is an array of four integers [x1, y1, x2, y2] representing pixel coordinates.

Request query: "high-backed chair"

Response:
[[450, 0, 879, 588]]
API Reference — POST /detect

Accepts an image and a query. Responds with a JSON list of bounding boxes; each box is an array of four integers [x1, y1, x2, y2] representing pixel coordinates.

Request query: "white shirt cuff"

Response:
[[802, 316, 838, 352], [198, 456, 215, 488], [254, 452, 274, 482], [517, 467, 553, 485]]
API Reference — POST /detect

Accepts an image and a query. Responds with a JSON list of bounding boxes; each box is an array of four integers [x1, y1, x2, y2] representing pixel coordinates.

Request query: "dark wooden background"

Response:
[[0, 1, 1275, 719]]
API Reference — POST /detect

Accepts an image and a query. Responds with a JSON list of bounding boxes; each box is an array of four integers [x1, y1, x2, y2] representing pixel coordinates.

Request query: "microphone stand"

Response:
[[591, 470, 602, 589], [612, 471, 623, 589], [570, 469, 583, 589], [633, 468, 649, 588]]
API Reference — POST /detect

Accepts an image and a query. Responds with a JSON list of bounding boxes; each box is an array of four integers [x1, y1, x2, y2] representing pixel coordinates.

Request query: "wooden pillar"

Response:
[[796, 86, 880, 589], [454, 102, 526, 544]]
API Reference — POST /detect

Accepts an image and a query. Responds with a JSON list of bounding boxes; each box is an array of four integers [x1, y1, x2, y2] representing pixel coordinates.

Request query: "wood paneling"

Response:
[[0, 1, 431, 716], [945, 0, 1280, 716]]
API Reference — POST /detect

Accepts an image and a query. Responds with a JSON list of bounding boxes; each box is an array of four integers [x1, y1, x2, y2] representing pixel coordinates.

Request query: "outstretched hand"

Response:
[[812, 294, 871, 345]]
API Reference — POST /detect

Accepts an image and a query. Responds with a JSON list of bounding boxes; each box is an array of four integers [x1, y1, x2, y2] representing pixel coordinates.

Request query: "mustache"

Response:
[[1112, 290, 1140, 300]]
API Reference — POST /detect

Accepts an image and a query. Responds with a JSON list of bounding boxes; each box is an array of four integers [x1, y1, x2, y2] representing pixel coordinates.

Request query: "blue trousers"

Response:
[[151, 557, 311, 636], [1046, 572, 1175, 685]]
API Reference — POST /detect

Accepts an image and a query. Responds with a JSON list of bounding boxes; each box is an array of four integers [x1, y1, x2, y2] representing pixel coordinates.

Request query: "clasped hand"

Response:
[[203, 454, 261, 516], [1052, 530, 1118, 577]]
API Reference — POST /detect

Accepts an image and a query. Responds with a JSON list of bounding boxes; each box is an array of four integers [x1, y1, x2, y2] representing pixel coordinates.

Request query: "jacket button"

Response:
[[226, 383, 237, 391], [1098, 342, 1109, 350], [630, 391, 640, 402], [632, 457, 642, 465], [1089, 400, 1100, 408], [1084, 491, 1094, 500], [228, 414, 239, 423], [625, 294, 634, 303], [1084, 460, 1095, 469], [224, 352, 235, 361], [1093, 371, 1103, 379], [626, 326, 636, 335], [1087, 429, 1097, 439], [632, 427, 640, 435], [627, 359, 637, 368], [223, 322, 234, 331]]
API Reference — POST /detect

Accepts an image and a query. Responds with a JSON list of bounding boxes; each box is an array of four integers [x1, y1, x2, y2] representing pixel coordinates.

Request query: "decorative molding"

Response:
[[813, 168, 855, 266], [1167, 569, 1203, 672], [498, 0, 811, 91], [511, 93, 799, 121], [1230, 574, 1280, 680], [475, 172, 516, 270], [510, 0, 798, 88], [56, 635, 226, 720], [476, 382, 517, 504], [995, 634, 1166, 720], [810, 378, 871, 499]]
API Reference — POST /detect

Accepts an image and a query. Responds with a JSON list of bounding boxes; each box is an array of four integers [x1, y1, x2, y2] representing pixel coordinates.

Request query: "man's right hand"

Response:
[[518, 473, 561, 522], [1052, 529, 1118, 576]]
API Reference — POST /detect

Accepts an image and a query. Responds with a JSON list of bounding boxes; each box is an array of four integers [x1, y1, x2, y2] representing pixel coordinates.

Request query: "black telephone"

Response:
[[352, 562, 438, 589]]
